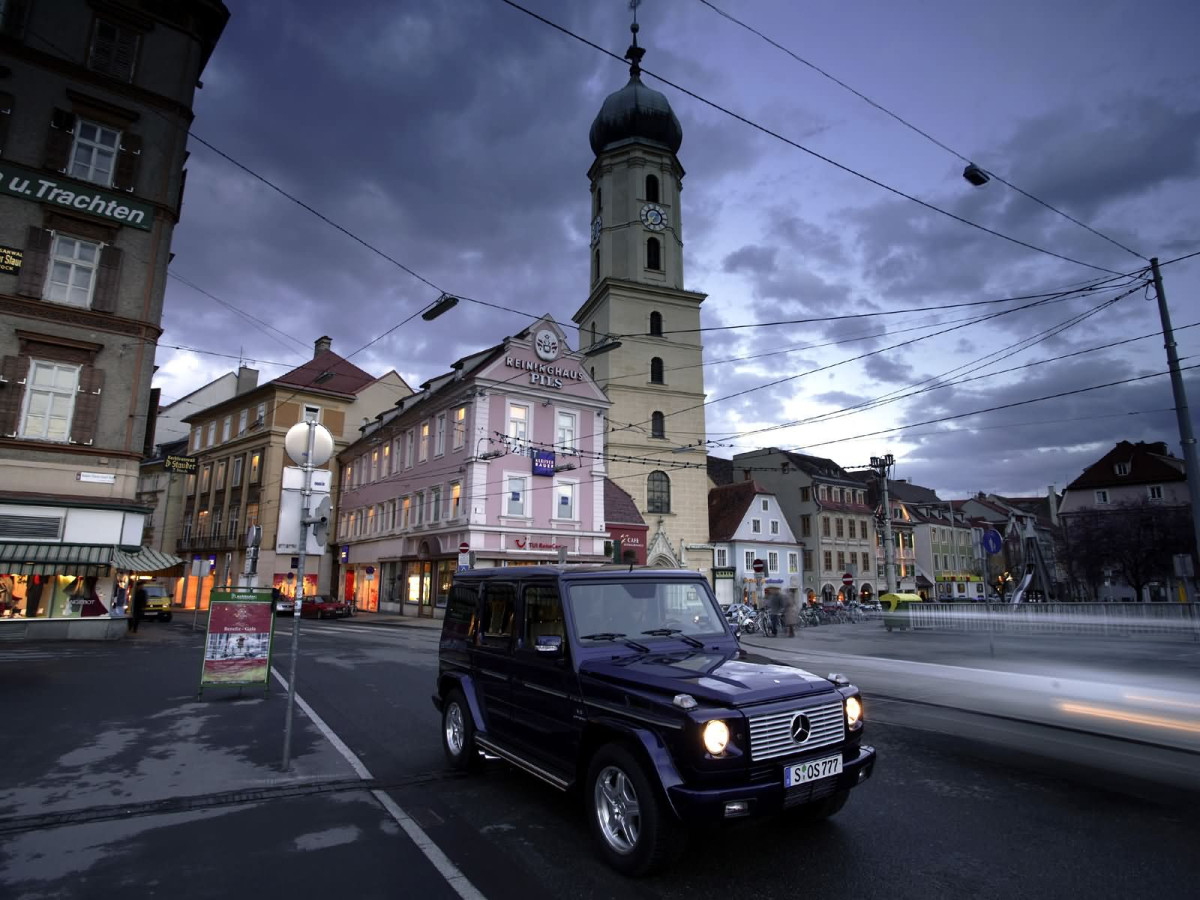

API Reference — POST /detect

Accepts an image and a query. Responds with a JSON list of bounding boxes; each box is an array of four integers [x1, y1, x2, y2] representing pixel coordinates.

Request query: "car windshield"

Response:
[[143, 587, 167, 598], [567, 579, 727, 643]]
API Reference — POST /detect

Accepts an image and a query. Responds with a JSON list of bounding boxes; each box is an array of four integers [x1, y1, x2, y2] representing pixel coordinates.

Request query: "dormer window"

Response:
[[1114, 462, 1130, 476], [1148, 485, 1163, 501]]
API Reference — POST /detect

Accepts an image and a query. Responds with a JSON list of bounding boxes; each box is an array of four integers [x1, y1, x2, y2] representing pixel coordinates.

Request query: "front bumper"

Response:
[[666, 744, 876, 825]]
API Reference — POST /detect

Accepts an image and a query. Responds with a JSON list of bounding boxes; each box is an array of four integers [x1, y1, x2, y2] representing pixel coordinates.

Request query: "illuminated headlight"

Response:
[[845, 696, 863, 730], [702, 719, 731, 755]]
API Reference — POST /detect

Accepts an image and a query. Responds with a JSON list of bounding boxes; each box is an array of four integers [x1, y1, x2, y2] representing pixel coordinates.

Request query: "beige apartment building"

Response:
[[171, 337, 409, 607]]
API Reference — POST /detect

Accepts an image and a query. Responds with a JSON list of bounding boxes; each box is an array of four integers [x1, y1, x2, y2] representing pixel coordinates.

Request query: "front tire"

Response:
[[586, 744, 682, 876], [442, 689, 479, 771]]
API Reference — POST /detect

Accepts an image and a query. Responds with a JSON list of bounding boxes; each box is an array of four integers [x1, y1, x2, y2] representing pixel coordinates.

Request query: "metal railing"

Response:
[[904, 602, 1199, 638]]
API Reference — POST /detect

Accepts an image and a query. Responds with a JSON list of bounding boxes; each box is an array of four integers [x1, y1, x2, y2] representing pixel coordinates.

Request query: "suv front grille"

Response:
[[747, 699, 845, 761]]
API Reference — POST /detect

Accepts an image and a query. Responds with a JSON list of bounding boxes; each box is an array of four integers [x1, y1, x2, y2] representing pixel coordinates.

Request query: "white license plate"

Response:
[[784, 754, 843, 787]]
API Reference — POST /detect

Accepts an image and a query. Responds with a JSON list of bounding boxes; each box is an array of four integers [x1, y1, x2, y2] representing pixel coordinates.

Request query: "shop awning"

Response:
[[111, 546, 184, 573], [0, 543, 113, 577]]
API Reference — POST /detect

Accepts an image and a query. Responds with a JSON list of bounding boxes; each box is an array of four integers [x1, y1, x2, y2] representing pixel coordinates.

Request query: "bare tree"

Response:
[[1059, 503, 1192, 601]]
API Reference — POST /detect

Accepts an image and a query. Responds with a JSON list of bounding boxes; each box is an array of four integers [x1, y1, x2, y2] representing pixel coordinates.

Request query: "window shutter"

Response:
[[69, 366, 105, 446], [44, 108, 75, 172], [112, 132, 141, 192], [89, 21, 138, 82], [0, 356, 29, 437], [16, 226, 52, 298], [0, 91, 12, 156], [91, 245, 122, 313]]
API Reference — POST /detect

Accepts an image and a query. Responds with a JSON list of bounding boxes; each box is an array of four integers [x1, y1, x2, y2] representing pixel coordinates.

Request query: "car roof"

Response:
[[454, 565, 706, 582]]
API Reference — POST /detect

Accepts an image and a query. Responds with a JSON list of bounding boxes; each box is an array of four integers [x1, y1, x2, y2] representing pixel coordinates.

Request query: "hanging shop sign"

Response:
[[0, 161, 154, 231], [0, 245, 22, 273], [532, 449, 555, 476], [198, 588, 275, 693], [163, 454, 197, 473]]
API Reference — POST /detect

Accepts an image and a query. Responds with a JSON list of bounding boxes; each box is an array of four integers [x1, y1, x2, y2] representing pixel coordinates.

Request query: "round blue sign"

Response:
[[981, 529, 1003, 555]]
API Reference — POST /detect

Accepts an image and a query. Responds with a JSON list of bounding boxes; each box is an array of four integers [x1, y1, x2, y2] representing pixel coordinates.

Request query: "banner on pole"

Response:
[[199, 588, 275, 691]]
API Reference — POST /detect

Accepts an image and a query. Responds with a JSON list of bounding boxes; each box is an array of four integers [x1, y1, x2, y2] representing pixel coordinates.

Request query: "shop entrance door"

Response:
[[407, 561, 434, 617]]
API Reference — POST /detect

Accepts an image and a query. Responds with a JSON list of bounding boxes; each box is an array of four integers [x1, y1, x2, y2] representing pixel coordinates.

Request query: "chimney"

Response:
[[1047, 486, 1059, 526], [236, 366, 259, 395], [314, 335, 332, 358]]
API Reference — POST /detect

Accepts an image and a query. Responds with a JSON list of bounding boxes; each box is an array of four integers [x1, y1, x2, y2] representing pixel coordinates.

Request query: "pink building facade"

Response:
[[334, 317, 612, 617]]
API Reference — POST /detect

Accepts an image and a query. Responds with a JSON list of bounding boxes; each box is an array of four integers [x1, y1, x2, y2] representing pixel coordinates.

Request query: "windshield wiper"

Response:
[[580, 632, 650, 652], [641, 628, 704, 649]]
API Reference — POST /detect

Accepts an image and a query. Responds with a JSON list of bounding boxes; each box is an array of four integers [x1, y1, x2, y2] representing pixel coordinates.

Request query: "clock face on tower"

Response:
[[591, 214, 602, 244], [640, 203, 667, 232]]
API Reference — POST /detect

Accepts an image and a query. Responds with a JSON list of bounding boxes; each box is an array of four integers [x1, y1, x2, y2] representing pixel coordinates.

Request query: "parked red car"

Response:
[[299, 595, 351, 619]]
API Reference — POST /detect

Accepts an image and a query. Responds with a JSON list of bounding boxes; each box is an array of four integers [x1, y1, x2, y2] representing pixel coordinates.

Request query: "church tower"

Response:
[[573, 23, 711, 573]]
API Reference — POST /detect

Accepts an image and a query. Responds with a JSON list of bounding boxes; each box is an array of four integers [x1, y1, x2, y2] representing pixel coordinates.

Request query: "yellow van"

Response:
[[880, 592, 922, 632]]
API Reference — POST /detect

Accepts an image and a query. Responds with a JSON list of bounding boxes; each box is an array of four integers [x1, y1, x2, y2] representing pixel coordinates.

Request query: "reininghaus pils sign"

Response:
[[0, 161, 153, 231]]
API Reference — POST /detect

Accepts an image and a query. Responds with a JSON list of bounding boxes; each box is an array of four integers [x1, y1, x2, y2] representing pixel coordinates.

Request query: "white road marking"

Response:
[[270, 667, 486, 900]]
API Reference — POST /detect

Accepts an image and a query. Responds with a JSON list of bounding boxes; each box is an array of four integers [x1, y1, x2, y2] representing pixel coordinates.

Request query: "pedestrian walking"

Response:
[[782, 591, 798, 638], [765, 588, 783, 637], [128, 583, 146, 633]]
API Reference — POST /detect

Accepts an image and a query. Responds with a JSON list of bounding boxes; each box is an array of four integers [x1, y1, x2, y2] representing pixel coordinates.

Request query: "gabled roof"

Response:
[[708, 480, 769, 542], [604, 479, 645, 527], [271, 349, 376, 396], [1065, 440, 1186, 490]]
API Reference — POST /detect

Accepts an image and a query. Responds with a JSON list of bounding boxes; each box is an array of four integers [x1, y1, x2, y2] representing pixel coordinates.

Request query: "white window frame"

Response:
[[401, 496, 411, 528], [744, 550, 755, 571], [770, 519, 780, 535], [751, 518, 761, 534], [405, 429, 415, 468], [413, 491, 425, 526], [192, 426, 202, 452], [231, 456, 244, 487], [70, 118, 120, 187], [506, 475, 529, 517], [768, 551, 780, 574], [237, 409, 248, 435], [556, 410, 577, 454], [221, 416, 231, 442], [761, 499, 769, 512], [1094, 489, 1110, 505], [18, 360, 79, 441], [430, 485, 442, 522], [788, 552, 799, 574], [449, 481, 462, 518], [46, 234, 100, 307], [1115, 462, 1130, 476], [435, 413, 446, 456], [255, 403, 266, 426], [206, 422, 216, 447], [419, 421, 430, 462], [452, 406, 466, 450], [1148, 484, 1163, 501], [715, 547, 728, 567], [508, 403, 530, 451], [554, 480, 576, 520]]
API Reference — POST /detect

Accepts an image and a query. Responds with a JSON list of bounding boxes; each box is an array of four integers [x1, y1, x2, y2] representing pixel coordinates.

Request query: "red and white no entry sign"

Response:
[[459, 542, 470, 554]]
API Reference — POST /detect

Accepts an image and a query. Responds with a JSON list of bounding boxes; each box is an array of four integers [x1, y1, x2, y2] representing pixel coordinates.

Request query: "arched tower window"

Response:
[[645, 174, 659, 203], [647, 471, 671, 513], [650, 357, 664, 384], [649, 311, 663, 336], [651, 411, 665, 438], [646, 237, 661, 271]]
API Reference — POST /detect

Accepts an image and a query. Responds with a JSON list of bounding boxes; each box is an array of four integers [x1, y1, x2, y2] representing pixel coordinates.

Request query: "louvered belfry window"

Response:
[[88, 19, 139, 82]]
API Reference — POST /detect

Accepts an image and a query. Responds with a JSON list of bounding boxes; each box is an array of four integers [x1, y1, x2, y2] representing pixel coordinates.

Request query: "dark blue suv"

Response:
[[433, 566, 876, 875]]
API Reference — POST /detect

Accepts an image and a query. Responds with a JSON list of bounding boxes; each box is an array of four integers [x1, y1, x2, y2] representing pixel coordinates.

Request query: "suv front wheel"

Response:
[[586, 744, 681, 876]]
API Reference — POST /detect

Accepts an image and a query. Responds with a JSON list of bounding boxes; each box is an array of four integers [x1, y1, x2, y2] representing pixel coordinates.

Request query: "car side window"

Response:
[[521, 584, 565, 654], [480, 583, 516, 649], [443, 583, 478, 648]]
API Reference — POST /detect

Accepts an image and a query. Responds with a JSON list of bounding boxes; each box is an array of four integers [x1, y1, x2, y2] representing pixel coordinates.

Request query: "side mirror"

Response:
[[535, 634, 564, 656]]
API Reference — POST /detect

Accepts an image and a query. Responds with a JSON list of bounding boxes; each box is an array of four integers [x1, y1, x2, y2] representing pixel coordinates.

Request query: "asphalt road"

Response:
[[3, 619, 1198, 899], [280, 619, 1200, 900]]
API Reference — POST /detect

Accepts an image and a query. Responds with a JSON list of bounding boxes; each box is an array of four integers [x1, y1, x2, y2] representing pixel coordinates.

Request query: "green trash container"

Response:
[[880, 592, 922, 632]]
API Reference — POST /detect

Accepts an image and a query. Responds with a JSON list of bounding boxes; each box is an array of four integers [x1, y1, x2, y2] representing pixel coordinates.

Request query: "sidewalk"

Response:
[[0, 624, 463, 899]]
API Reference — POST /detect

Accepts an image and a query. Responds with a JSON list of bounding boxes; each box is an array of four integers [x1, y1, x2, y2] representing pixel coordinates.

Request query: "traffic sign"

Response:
[[981, 529, 1003, 555], [459, 541, 470, 554], [752, 559, 765, 574], [842, 572, 854, 587]]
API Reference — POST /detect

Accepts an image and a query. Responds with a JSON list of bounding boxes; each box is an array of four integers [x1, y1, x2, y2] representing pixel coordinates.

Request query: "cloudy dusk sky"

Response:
[[154, 0, 1200, 500]]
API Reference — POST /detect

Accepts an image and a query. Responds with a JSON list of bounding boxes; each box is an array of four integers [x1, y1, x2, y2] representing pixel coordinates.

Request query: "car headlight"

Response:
[[702, 719, 731, 755], [845, 696, 863, 729]]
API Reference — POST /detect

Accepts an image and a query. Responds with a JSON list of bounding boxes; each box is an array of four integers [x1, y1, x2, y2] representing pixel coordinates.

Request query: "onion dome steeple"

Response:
[[588, 22, 683, 156]]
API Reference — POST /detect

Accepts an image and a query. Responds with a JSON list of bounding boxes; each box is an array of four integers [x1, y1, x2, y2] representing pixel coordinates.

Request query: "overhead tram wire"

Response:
[[694, 0, 1147, 261], [495, 0, 1122, 276]]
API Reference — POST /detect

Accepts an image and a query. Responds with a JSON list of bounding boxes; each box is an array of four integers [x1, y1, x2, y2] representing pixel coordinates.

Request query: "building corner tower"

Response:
[[572, 22, 711, 573]]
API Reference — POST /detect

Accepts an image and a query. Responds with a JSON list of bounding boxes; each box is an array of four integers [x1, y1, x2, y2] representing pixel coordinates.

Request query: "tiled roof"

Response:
[[708, 480, 768, 542], [271, 349, 376, 396], [1065, 440, 1186, 490], [604, 479, 645, 526]]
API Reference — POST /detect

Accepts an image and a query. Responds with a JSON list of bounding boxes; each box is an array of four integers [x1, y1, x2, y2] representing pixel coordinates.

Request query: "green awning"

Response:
[[0, 543, 113, 577], [111, 546, 184, 573]]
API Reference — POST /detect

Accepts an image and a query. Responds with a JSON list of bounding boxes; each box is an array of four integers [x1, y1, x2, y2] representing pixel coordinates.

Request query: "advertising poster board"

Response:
[[199, 588, 275, 693]]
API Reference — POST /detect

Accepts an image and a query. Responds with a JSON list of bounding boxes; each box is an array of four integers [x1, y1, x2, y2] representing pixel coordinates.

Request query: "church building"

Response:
[[572, 23, 712, 573]]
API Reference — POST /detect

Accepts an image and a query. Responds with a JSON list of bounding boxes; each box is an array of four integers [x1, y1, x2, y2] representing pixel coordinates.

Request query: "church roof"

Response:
[[589, 25, 682, 156]]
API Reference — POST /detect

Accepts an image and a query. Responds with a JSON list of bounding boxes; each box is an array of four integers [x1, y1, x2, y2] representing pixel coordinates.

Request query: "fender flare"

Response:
[[438, 672, 486, 734], [584, 715, 685, 818]]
